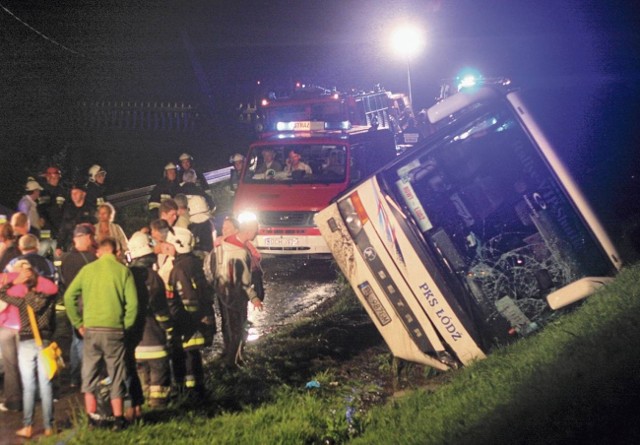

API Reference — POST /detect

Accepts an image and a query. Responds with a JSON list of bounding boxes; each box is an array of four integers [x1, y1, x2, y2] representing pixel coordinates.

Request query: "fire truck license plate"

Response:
[[264, 237, 299, 247]]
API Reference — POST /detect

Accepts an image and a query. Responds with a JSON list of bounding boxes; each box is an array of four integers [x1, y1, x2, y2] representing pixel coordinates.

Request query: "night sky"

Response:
[[3, 1, 637, 102], [1, 1, 639, 234]]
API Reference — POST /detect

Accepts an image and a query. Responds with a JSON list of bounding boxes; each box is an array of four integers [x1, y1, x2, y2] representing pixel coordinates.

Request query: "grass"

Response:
[[352, 262, 640, 445], [42, 263, 640, 444]]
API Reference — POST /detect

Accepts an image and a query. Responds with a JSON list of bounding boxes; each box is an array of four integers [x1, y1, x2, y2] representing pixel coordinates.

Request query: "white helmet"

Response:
[[127, 231, 154, 260], [230, 153, 244, 163], [88, 164, 106, 181], [166, 227, 194, 254], [187, 195, 210, 224], [164, 162, 177, 179], [179, 153, 193, 161]]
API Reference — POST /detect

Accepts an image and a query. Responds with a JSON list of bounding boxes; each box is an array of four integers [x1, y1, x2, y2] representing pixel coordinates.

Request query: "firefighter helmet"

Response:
[[187, 195, 211, 224], [166, 227, 194, 254], [88, 164, 106, 181], [127, 231, 154, 260], [230, 153, 244, 164]]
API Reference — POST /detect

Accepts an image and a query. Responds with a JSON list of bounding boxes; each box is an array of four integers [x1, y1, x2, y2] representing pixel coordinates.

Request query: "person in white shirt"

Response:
[[17, 179, 43, 234]]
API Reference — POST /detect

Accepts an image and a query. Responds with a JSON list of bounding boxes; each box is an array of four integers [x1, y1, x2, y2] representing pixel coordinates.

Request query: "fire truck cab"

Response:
[[233, 125, 397, 258]]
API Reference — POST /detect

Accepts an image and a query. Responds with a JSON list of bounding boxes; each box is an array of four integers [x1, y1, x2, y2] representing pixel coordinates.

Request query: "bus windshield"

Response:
[[379, 103, 614, 323], [243, 144, 347, 185]]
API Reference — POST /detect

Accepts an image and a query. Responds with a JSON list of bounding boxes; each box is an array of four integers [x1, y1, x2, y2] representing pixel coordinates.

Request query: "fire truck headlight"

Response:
[[238, 211, 258, 224]]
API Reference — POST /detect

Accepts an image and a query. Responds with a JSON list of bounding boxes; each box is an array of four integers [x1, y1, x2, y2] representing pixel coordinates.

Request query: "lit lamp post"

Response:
[[390, 25, 425, 107]]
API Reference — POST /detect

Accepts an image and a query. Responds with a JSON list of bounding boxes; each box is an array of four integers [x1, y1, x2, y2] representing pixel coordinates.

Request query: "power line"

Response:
[[0, 2, 85, 57]]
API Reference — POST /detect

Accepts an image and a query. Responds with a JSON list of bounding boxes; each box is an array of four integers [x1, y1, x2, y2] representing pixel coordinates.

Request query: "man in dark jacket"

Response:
[[57, 184, 97, 254], [127, 231, 174, 408], [59, 223, 98, 388]]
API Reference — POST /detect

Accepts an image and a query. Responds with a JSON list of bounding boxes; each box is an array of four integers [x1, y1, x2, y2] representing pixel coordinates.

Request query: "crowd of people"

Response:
[[0, 152, 264, 438]]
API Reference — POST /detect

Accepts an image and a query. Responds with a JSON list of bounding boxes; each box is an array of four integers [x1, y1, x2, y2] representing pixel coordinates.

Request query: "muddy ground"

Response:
[[0, 266, 450, 444]]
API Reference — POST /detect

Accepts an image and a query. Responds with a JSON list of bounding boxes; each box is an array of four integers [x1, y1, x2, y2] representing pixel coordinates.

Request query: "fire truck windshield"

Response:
[[243, 144, 347, 184]]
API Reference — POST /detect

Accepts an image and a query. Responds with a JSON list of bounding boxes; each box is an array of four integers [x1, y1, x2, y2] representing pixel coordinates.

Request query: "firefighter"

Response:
[[176, 153, 208, 189], [127, 231, 174, 409], [164, 227, 215, 394], [228, 153, 244, 195], [86, 164, 108, 207], [148, 163, 180, 220], [215, 215, 263, 367]]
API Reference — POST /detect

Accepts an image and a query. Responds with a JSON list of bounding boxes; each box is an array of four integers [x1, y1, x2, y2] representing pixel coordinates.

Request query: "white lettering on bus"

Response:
[[419, 282, 462, 341]]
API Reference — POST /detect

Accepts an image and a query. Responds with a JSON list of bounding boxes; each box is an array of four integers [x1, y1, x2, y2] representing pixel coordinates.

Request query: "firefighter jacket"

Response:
[[177, 168, 208, 190], [85, 181, 106, 208], [179, 182, 215, 210], [189, 220, 214, 257], [166, 253, 215, 350], [148, 178, 180, 212], [129, 255, 174, 361], [38, 183, 67, 238]]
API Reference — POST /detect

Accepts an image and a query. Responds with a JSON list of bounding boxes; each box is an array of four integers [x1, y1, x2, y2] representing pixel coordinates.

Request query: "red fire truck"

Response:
[[232, 84, 404, 258], [232, 124, 397, 258]]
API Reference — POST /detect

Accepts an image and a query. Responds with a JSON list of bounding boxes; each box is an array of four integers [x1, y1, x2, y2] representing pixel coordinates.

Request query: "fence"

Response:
[[77, 101, 200, 131]]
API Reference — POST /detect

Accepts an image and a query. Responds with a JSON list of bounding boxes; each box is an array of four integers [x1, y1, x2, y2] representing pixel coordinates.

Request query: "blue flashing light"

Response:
[[458, 75, 477, 90], [456, 68, 483, 92]]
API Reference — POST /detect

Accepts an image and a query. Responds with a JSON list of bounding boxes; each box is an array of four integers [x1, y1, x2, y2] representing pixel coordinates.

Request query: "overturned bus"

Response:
[[315, 85, 622, 370]]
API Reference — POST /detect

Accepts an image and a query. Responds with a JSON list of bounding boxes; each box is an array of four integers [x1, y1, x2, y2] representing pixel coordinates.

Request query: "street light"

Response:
[[390, 25, 425, 107]]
